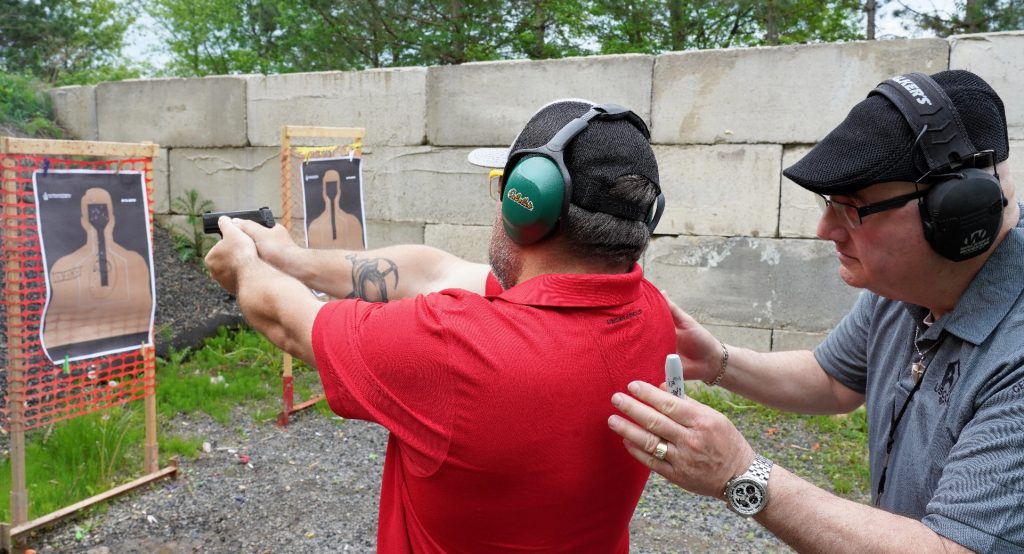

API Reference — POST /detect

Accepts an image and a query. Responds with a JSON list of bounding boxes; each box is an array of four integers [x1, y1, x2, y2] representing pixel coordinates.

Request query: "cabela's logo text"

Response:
[[506, 188, 534, 211]]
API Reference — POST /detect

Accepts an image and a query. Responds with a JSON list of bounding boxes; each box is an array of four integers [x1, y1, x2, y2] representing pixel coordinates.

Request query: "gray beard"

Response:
[[488, 213, 523, 290]]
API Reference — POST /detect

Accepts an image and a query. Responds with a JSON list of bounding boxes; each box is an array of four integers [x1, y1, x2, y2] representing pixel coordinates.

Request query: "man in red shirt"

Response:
[[206, 99, 676, 552]]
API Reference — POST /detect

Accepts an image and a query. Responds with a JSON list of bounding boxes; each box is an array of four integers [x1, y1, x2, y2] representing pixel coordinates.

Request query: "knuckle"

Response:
[[643, 414, 661, 433]]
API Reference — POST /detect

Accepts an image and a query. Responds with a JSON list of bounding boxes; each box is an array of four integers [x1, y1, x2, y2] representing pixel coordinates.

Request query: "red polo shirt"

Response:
[[312, 265, 676, 553]]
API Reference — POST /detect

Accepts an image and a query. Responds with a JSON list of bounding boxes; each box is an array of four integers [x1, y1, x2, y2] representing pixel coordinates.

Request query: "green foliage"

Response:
[[0, 407, 142, 520], [0, 0, 141, 85], [0, 72, 64, 138], [590, 0, 863, 55], [170, 189, 215, 263], [156, 326, 321, 423], [147, 0, 871, 77], [895, 0, 1024, 37]]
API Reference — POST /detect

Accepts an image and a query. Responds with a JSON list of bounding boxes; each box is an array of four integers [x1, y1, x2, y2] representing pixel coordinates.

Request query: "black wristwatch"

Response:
[[724, 454, 773, 517]]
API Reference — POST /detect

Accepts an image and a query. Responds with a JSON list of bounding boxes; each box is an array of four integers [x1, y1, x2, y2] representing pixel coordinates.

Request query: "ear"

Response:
[[501, 156, 565, 245]]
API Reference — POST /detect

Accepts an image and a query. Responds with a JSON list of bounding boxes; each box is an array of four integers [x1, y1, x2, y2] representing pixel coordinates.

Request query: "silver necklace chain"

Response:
[[911, 324, 941, 383]]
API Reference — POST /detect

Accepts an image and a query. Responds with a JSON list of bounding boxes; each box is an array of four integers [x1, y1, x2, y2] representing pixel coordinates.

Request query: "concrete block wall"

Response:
[[49, 32, 1024, 351]]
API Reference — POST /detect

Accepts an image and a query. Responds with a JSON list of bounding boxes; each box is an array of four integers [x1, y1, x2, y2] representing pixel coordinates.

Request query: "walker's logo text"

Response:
[[607, 309, 642, 325], [934, 360, 960, 405], [506, 188, 534, 211], [42, 192, 72, 201], [960, 229, 990, 256], [891, 75, 933, 106]]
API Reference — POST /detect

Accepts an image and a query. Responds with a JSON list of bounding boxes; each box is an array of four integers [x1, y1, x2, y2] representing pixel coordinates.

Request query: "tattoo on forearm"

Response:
[[345, 254, 400, 302]]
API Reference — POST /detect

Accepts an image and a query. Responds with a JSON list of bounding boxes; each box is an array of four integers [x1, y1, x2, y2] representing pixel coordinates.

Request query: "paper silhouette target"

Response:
[[300, 157, 366, 250], [34, 170, 155, 363]]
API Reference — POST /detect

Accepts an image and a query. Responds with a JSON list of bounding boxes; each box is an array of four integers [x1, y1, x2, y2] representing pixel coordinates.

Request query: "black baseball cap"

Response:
[[784, 70, 1010, 195], [468, 99, 660, 221]]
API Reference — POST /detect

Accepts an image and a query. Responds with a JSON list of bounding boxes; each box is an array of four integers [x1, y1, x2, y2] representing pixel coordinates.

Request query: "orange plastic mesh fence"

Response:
[[1, 153, 156, 432]]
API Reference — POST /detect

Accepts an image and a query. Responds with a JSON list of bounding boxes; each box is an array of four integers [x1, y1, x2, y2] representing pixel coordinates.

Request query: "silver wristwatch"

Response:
[[724, 454, 773, 517]]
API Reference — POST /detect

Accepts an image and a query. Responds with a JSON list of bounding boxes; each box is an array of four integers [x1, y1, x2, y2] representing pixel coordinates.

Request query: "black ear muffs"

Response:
[[871, 73, 1005, 261], [500, 103, 663, 245], [919, 168, 1006, 262]]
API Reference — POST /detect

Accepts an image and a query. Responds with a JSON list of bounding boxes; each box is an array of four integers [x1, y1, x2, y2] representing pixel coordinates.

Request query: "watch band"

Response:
[[725, 454, 773, 517]]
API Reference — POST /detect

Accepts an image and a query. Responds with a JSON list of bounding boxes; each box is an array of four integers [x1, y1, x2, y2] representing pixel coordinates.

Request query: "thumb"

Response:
[[218, 216, 244, 238], [660, 290, 691, 327]]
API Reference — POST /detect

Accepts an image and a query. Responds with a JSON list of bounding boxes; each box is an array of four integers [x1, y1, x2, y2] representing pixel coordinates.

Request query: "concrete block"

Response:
[[169, 147, 280, 215], [246, 68, 428, 147], [150, 148, 170, 215], [427, 55, 654, 146], [704, 324, 772, 352], [949, 31, 1024, 140], [424, 224, 491, 264], [1010, 141, 1024, 180], [367, 219, 425, 248], [645, 235, 859, 332], [96, 76, 248, 147], [653, 144, 781, 237], [652, 39, 948, 144], [772, 329, 829, 352], [779, 145, 820, 238], [154, 213, 192, 238], [363, 146, 495, 225], [48, 85, 97, 140]]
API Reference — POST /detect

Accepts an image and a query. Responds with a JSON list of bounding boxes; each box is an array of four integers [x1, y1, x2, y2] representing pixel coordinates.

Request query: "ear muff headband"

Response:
[[500, 104, 663, 245], [869, 73, 1005, 261]]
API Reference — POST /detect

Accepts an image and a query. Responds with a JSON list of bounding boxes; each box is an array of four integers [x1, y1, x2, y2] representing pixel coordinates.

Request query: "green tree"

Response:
[[508, 0, 591, 59], [893, 0, 1024, 36], [590, 0, 862, 55], [148, 0, 287, 76], [0, 0, 138, 85]]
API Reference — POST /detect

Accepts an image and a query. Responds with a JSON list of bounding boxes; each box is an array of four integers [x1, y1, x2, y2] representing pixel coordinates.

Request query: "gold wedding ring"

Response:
[[653, 440, 669, 461]]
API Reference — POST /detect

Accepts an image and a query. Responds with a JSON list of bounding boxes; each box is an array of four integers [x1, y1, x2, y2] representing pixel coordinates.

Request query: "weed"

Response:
[[0, 73, 64, 138], [170, 189, 215, 263]]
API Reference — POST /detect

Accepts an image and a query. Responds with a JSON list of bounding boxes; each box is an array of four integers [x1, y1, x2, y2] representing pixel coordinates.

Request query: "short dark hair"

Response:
[[561, 174, 659, 266]]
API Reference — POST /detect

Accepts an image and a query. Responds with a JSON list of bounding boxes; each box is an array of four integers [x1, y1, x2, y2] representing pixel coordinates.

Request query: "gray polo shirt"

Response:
[[815, 213, 1024, 553]]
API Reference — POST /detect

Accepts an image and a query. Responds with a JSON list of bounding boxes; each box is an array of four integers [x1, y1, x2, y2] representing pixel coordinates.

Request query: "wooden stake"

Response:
[[143, 346, 158, 473], [2, 154, 28, 526]]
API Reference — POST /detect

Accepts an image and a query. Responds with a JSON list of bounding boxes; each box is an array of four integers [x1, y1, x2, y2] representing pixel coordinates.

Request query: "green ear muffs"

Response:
[[501, 156, 565, 245]]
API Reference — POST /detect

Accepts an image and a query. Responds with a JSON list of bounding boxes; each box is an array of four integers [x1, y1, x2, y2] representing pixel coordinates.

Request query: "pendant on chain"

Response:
[[911, 361, 926, 384]]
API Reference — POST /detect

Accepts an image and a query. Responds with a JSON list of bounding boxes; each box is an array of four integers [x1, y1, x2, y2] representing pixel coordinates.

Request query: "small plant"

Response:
[[170, 189, 215, 263], [0, 72, 64, 138]]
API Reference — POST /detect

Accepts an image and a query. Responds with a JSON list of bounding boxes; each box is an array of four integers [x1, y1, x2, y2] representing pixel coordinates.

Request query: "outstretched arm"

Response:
[[234, 220, 490, 300], [205, 217, 323, 366], [665, 295, 863, 415], [608, 382, 971, 554]]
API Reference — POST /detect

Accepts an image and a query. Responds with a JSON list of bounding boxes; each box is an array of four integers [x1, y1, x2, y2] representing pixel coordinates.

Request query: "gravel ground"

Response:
[[15, 226, 797, 553]]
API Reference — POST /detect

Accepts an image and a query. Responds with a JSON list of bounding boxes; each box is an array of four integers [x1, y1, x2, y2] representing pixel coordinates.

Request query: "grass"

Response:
[[688, 383, 870, 500], [0, 327, 324, 522]]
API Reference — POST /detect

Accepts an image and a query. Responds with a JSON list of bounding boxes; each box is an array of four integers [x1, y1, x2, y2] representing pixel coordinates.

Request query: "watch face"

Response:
[[728, 478, 767, 516]]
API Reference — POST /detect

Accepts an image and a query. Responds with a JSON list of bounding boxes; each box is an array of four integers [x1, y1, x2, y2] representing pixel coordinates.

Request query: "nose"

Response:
[[816, 205, 849, 242]]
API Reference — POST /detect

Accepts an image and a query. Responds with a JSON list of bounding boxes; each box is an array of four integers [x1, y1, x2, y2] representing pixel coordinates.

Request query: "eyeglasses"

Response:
[[488, 169, 504, 201], [815, 189, 929, 229]]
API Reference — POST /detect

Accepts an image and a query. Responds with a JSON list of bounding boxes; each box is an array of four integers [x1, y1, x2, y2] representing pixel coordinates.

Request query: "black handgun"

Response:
[[203, 207, 276, 235]]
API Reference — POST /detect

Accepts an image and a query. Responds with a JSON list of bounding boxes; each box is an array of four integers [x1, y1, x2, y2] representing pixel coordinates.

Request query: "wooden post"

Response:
[[2, 153, 28, 525], [275, 126, 363, 425], [143, 346, 158, 473]]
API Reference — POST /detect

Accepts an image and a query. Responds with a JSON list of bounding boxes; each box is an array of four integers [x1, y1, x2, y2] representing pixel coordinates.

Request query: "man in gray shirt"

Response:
[[609, 70, 1023, 552]]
